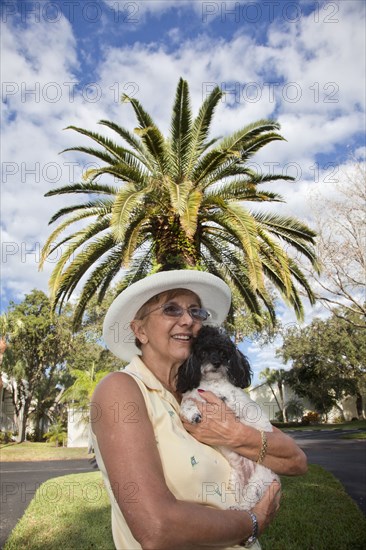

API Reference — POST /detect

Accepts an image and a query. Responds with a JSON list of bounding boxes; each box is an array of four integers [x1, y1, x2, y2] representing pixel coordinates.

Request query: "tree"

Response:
[[2, 291, 71, 441], [224, 287, 278, 345], [0, 313, 23, 388], [59, 294, 125, 425], [259, 367, 290, 422], [277, 310, 366, 419], [60, 362, 111, 423], [64, 292, 125, 374], [307, 161, 366, 328], [40, 78, 318, 329]]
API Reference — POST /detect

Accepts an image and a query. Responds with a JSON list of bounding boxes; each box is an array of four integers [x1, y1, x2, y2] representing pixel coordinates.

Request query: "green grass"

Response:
[[4, 466, 366, 550], [261, 465, 366, 550], [0, 442, 90, 461], [4, 472, 114, 550], [340, 431, 366, 440]]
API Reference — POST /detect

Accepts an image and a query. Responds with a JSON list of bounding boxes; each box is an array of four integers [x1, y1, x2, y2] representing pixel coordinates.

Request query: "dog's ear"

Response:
[[176, 355, 202, 393], [227, 349, 252, 389]]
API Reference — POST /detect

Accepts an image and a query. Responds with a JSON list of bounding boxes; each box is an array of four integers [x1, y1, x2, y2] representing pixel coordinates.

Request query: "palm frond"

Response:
[[111, 184, 147, 241], [45, 182, 118, 197], [170, 78, 192, 179], [185, 86, 223, 177], [122, 94, 170, 175], [48, 199, 113, 225], [64, 126, 130, 161], [40, 210, 111, 268], [53, 234, 116, 310]]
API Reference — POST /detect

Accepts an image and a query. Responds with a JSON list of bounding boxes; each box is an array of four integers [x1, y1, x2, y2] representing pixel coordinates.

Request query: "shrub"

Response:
[[302, 411, 320, 424], [44, 422, 67, 447], [285, 398, 305, 422], [0, 430, 14, 444], [275, 410, 284, 422]]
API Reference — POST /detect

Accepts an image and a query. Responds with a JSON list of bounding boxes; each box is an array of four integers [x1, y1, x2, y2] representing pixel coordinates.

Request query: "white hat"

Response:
[[103, 270, 231, 361]]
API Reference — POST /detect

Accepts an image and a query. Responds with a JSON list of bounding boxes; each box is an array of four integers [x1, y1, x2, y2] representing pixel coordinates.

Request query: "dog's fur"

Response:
[[177, 326, 279, 510]]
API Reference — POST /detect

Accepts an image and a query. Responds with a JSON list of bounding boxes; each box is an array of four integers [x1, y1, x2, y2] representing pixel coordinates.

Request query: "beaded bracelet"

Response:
[[240, 510, 258, 547], [256, 430, 267, 465]]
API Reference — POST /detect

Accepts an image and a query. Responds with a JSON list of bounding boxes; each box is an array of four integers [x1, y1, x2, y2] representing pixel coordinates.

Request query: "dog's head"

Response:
[[176, 326, 252, 393]]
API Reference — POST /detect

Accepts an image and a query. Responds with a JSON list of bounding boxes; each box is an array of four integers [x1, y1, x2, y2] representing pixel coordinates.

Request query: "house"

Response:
[[248, 382, 366, 423], [0, 374, 16, 433]]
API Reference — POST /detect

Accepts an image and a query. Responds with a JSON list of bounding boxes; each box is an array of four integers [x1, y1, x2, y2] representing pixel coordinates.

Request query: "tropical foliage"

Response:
[[40, 78, 318, 328], [44, 421, 67, 447], [259, 367, 290, 422], [61, 362, 110, 412]]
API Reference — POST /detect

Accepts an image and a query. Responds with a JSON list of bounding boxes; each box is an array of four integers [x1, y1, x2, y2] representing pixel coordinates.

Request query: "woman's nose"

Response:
[[178, 309, 194, 325]]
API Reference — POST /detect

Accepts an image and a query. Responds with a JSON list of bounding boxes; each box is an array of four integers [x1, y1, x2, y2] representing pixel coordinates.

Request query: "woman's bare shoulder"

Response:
[[92, 370, 142, 402]]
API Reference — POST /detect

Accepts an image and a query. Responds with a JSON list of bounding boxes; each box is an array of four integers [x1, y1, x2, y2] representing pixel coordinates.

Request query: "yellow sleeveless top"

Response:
[[91, 355, 261, 550]]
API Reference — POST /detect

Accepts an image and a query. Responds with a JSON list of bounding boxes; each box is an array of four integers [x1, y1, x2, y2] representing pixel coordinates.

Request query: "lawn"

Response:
[[0, 442, 90, 461], [4, 465, 366, 550], [2, 420, 365, 462], [280, 419, 366, 432]]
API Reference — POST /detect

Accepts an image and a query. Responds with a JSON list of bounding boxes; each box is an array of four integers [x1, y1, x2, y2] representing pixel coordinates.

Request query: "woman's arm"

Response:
[[91, 373, 281, 549], [181, 390, 307, 476]]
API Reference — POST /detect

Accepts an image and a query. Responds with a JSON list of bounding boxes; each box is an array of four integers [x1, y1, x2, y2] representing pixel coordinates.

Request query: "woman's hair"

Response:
[[133, 289, 201, 349]]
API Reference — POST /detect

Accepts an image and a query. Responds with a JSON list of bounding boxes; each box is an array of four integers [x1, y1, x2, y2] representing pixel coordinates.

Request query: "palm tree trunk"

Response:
[[278, 382, 288, 422], [154, 215, 198, 270], [19, 396, 32, 442], [356, 392, 364, 419], [0, 337, 7, 391], [266, 382, 283, 419]]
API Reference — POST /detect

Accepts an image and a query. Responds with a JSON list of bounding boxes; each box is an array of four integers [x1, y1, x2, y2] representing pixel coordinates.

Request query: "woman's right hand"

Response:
[[252, 480, 281, 535]]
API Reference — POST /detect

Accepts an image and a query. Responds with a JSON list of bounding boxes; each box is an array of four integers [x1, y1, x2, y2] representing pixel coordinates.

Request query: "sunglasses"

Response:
[[142, 303, 211, 322]]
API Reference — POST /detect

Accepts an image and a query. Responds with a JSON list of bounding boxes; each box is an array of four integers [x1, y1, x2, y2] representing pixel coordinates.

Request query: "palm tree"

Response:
[[61, 362, 110, 419], [40, 78, 318, 328], [44, 421, 67, 447], [259, 367, 289, 422], [0, 313, 23, 390]]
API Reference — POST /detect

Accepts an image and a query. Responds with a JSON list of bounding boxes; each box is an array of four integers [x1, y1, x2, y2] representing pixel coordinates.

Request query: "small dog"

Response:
[[177, 325, 279, 510]]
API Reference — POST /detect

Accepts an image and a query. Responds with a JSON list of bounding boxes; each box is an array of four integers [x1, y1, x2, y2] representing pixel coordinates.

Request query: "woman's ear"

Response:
[[130, 320, 148, 345]]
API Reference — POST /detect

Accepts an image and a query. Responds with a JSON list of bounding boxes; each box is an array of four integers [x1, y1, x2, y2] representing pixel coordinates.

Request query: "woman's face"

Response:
[[131, 290, 203, 368]]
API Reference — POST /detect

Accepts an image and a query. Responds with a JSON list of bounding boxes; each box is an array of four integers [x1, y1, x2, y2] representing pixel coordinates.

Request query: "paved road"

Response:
[[0, 431, 365, 547], [0, 459, 95, 548], [289, 429, 366, 514]]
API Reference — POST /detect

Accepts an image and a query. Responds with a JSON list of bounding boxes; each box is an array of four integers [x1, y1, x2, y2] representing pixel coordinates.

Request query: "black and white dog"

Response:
[[177, 326, 279, 510]]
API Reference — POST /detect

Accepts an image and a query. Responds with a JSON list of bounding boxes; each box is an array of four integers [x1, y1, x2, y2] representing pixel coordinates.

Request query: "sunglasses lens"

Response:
[[190, 308, 210, 321], [162, 304, 182, 317], [161, 304, 210, 321]]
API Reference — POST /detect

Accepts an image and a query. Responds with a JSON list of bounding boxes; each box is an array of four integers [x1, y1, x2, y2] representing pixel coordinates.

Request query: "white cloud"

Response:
[[1, 0, 364, 324]]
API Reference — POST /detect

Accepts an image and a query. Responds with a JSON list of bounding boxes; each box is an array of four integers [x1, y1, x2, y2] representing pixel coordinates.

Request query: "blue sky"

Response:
[[1, 0, 365, 384]]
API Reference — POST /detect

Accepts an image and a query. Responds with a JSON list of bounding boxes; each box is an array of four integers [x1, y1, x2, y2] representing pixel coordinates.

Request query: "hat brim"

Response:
[[103, 270, 231, 361]]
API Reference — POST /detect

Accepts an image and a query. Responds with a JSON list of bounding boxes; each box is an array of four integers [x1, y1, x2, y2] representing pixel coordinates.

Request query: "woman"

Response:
[[91, 270, 307, 549]]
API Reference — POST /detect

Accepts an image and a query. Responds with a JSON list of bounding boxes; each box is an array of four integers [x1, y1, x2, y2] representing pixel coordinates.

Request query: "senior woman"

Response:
[[91, 270, 307, 549]]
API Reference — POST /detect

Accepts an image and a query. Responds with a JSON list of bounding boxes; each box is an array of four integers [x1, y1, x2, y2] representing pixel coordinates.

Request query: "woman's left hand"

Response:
[[181, 389, 308, 476], [181, 390, 243, 447]]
